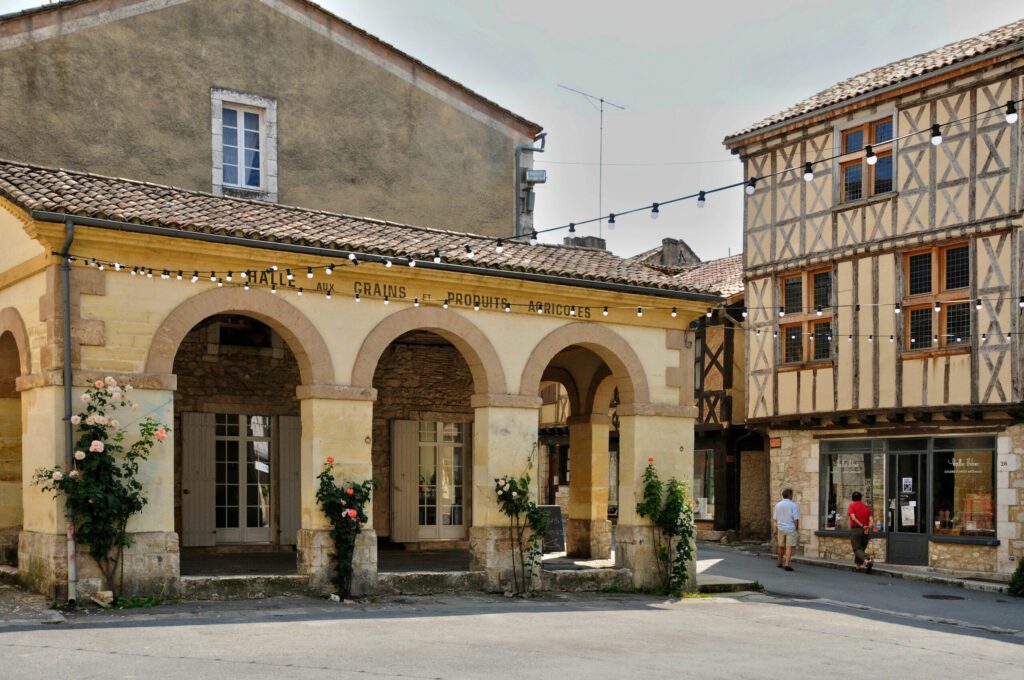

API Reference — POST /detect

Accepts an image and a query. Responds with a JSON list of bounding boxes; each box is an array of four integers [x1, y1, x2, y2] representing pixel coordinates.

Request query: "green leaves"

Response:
[[635, 462, 697, 596], [32, 378, 169, 594], [315, 462, 379, 597], [494, 474, 546, 595]]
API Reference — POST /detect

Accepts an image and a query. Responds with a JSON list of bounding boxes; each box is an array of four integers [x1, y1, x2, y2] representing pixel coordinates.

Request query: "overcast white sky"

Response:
[[2, 1, 1022, 260]]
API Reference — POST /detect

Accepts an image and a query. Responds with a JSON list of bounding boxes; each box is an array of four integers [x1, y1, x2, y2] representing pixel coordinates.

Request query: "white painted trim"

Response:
[[211, 88, 278, 202]]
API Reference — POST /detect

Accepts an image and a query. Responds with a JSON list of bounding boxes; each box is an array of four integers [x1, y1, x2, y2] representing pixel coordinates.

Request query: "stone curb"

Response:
[[698, 542, 1009, 594]]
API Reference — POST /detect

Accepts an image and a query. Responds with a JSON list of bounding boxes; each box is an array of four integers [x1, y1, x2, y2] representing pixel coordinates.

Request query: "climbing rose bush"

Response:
[[35, 377, 168, 595], [315, 460, 379, 598]]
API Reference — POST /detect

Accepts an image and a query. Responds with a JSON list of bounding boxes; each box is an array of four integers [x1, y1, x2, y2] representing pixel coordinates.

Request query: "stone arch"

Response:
[[351, 307, 506, 394], [0, 307, 30, 377], [520, 323, 650, 407], [584, 368, 616, 416], [145, 287, 335, 385], [540, 366, 581, 416]]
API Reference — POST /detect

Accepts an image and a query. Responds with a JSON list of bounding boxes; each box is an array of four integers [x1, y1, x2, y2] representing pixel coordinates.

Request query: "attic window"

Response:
[[211, 89, 278, 202]]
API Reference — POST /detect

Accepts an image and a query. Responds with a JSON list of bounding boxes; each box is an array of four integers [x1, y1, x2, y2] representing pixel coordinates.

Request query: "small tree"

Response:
[[314, 459, 378, 598], [494, 473, 547, 596], [34, 377, 169, 597], [635, 458, 696, 595], [1009, 557, 1024, 597]]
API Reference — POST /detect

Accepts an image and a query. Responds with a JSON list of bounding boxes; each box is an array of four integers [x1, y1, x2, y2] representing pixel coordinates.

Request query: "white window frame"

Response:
[[211, 88, 278, 202]]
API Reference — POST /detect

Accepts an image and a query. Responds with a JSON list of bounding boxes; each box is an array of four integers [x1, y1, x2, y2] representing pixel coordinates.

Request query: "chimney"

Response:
[[563, 235, 607, 250], [658, 238, 701, 268]]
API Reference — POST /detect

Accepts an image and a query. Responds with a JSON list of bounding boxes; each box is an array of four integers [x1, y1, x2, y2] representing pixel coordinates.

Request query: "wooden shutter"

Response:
[[390, 420, 419, 543], [181, 412, 216, 547], [278, 415, 301, 546]]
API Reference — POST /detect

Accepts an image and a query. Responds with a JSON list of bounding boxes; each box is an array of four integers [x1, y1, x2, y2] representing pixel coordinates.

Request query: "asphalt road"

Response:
[[697, 545, 1024, 634], [0, 580, 1022, 679]]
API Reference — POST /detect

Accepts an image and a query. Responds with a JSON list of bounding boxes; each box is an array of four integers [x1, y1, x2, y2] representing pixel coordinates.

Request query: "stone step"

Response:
[[376, 571, 490, 595], [697, 574, 758, 594], [180, 574, 310, 600], [542, 568, 633, 592]]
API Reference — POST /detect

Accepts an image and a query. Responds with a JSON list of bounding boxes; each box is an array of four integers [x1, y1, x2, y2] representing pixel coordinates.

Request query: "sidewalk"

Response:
[[0, 568, 65, 628], [700, 541, 1010, 594]]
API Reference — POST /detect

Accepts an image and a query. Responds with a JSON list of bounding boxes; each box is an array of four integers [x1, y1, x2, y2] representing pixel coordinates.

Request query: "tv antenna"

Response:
[[558, 84, 625, 238]]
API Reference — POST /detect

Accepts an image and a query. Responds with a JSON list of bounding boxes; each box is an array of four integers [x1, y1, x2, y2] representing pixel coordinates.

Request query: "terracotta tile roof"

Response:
[[0, 159, 719, 297], [671, 254, 744, 299], [726, 18, 1024, 143], [0, 0, 541, 137]]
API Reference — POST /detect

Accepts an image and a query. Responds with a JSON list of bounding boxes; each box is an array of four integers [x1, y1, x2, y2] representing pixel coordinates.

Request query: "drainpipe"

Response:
[[60, 218, 77, 606], [514, 132, 546, 236]]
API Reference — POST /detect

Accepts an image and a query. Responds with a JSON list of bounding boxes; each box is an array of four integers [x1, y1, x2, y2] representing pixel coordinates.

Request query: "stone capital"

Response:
[[470, 393, 542, 409], [295, 384, 378, 401]]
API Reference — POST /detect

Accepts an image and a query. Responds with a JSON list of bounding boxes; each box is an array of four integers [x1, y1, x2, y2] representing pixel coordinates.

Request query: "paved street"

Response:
[[0, 549, 1021, 680]]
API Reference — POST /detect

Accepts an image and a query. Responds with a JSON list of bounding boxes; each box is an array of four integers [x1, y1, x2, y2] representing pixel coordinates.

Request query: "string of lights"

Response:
[[63, 251, 697, 319], [502, 98, 1022, 249]]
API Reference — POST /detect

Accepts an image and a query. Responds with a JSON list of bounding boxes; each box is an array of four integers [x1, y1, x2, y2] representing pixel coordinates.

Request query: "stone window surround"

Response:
[[211, 88, 278, 203]]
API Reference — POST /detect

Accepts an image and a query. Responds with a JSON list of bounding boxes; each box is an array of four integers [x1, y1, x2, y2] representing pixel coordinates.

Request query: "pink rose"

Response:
[[131, 403, 138, 411], [89, 440, 104, 453], [155, 427, 168, 442], [346, 509, 357, 518], [52, 470, 63, 481], [346, 488, 354, 495], [125, 384, 133, 392], [74, 451, 86, 461], [109, 419, 119, 430], [85, 415, 96, 426], [80, 393, 91, 403], [104, 376, 116, 386], [68, 470, 79, 479], [70, 415, 81, 425], [94, 380, 105, 389]]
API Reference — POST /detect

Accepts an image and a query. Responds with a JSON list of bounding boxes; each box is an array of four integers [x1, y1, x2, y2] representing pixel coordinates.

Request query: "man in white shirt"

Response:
[[773, 488, 800, 572]]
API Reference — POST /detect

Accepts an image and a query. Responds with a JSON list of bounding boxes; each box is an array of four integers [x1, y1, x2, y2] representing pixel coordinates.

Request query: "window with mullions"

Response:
[[903, 243, 972, 351], [945, 303, 970, 345], [909, 308, 932, 349], [945, 246, 970, 290], [838, 116, 894, 202], [783, 325, 803, 363], [784, 277, 803, 314], [813, 271, 832, 309], [813, 321, 832, 360]]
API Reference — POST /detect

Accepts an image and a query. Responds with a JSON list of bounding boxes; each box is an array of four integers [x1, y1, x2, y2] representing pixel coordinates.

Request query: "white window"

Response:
[[211, 89, 278, 202]]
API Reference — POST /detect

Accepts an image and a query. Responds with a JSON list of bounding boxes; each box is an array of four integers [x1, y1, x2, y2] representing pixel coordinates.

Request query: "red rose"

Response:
[[346, 488, 354, 495], [648, 457, 655, 462], [347, 509, 357, 518], [326, 456, 335, 464]]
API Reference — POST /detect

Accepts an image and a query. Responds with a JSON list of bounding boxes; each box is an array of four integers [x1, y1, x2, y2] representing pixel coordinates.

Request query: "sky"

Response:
[[2, 0, 1022, 260]]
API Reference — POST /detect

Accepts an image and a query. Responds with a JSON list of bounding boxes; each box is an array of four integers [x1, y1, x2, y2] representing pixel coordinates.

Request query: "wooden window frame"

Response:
[[901, 242, 971, 352], [778, 267, 834, 367], [838, 116, 895, 203]]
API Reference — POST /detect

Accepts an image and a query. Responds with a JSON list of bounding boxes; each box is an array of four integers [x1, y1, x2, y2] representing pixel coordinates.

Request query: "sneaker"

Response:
[[865, 560, 873, 575], [784, 566, 794, 572]]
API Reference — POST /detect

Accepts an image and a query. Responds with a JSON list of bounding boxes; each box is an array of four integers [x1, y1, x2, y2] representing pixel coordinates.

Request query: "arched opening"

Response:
[[535, 347, 621, 564], [370, 330, 478, 573], [0, 331, 23, 566], [174, 314, 303, 575]]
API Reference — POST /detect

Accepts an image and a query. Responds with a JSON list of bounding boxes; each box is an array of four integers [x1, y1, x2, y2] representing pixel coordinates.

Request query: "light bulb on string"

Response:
[[432, 249, 441, 264], [741, 308, 748, 318], [976, 298, 983, 310], [325, 291, 332, 300], [191, 271, 199, 283], [568, 223, 576, 233], [697, 190, 706, 208], [602, 307, 608, 317], [270, 265, 278, 271], [271, 284, 277, 294], [745, 177, 757, 195], [413, 298, 420, 308], [297, 288, 303, 297], [706, 308, 713, 318], [226, 271, 233, 282], [384, 258, 392, 268], [209, 271, 216, 282], [442, 298, 449, 309], [569, 306, 576, 316], [894, 302, 901, 314], [607, 213, 616, 230], [384, 296, 390, 305], [407, 255, 416, 268], [529, 231, 539, 246], [537, 305, 544, 314], [355, 293, 361, 303], [504, 302, 511, 313], [650, 203, 660, 219], [465, 245, 475, 259], [473, 301, 480, 311], [146, 269, 153, 278], [1005, 100, 1018, 125], [325, 264, 334, 275], [306, 267, 314, 279], [243, 282, 250, 291], [240, 270, 249, 279], [130, 267, 138, 276], [495, 239, 504, 254], [113, 262, 122, 272], [217, 278, 223, 288], [865, 145, 877, 165], [636, 307, 643, 318], [671, 307, 678, 318], [934, 301, 941, 313], [176, 271, 183, 281], [286, 269, 294, 280], [931, 124, 943, 145], [160, 270, 169, 280], [803, 163, 814, 181]]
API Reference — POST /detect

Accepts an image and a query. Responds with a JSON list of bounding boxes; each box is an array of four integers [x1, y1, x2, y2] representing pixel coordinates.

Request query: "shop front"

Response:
[[768, 427, 1018, 579]]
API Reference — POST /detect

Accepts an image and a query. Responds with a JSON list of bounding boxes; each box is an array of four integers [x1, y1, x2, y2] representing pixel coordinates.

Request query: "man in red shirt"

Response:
[[847, 491, 874, 574]]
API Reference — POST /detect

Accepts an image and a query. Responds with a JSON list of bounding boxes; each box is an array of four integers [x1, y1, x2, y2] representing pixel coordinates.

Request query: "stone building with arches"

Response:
[[0, 160, 722, 599]]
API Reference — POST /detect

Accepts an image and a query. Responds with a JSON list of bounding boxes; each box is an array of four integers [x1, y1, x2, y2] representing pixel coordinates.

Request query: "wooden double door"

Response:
[[391, 420, 470, 542]]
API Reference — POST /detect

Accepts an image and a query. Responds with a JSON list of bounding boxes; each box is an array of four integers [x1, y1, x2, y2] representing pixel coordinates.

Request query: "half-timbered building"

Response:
[[724, 19, 1024, 578]]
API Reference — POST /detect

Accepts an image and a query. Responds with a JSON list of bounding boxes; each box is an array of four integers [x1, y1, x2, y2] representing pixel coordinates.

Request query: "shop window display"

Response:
[[932, 443, 995, 537]]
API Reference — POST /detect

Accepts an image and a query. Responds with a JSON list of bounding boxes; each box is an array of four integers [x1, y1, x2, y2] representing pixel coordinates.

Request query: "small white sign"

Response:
[[254, 461, 270, 474], [901, 477, 913, 493]]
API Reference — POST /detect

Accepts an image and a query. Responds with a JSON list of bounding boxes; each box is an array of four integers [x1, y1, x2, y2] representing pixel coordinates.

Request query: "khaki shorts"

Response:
[[778, 530, 798, 548]]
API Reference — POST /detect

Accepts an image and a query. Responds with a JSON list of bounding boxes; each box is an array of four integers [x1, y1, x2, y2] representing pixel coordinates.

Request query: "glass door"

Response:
[[215, 414, 272, 543], [417, 421, 468, 540], [886, 452, 928, 564]]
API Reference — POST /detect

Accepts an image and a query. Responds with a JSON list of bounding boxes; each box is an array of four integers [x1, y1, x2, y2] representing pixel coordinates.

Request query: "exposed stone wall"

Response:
[[928, 542, 999, 576], [768, 430, 818, 554], [371, 338, 474, 536], [817, 534, 887, 564], [171, 318, 300, 539], [998, 427, 1024, 576], [739, 448, 770, 540]]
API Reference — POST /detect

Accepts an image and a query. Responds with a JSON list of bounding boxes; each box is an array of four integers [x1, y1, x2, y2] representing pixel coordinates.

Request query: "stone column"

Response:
[[17, 381, 178, 599], [468, 394, 541, 591], [295, 386, 377, 595], [615, 405, 696, 591], [0, 394, 22, 565], [566, 413, 611, 559]]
